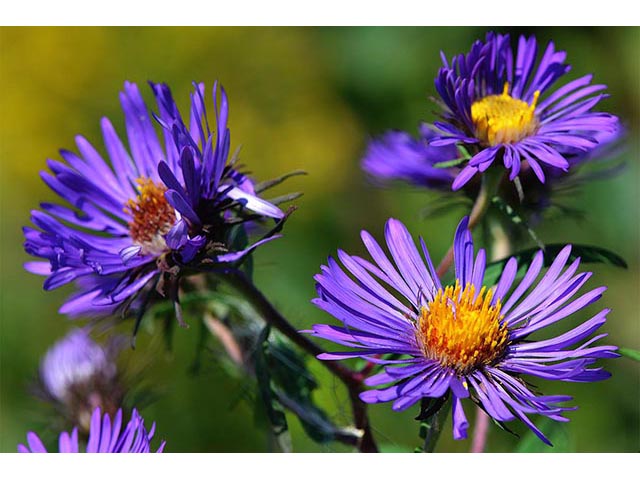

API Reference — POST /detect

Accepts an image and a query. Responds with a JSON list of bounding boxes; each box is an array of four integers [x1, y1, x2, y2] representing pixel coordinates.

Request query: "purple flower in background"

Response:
[[18, 407, 164, 453], [362, 125, 459, 189], [38, 329, 123, 432], [432, 32, 619, 190], [24, 81, 290, 320], [307, 217, 617, 444]]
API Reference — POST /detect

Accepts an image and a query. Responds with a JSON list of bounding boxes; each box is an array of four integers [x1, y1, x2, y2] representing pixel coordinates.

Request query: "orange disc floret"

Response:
[[418, 281, 509, 373], [124, 177, 176, 255]]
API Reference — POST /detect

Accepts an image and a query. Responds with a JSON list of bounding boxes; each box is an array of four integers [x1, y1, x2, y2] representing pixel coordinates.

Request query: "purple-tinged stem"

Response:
[[470, 217, 512, 453], [470, 409, 490, 453]]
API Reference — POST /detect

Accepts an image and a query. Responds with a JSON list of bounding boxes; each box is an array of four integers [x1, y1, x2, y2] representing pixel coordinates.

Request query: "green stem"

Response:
[[436, 168, 504, 277], [421, 398, 452, 453]]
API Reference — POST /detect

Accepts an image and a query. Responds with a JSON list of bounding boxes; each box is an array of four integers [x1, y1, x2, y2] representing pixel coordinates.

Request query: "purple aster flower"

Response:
[[362, 124, 459, 189], [307, 217, 617, 444], [432, 32, 619, 191], [23, 81, 291, 320], [18, 407, 164, 453], [37, 329, 123, 432]]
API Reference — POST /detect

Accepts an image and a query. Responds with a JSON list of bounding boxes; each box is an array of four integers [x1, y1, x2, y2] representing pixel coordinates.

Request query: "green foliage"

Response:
[[190, 288, 361, 450], [433, 157, 467, 169], [619, 348, 640, 362], [415, 396, 450, 453], [457, 144, 473, 160], [267, 338, 360, 445], [253, 326, 292, 452], [514, 417, 574, 453]]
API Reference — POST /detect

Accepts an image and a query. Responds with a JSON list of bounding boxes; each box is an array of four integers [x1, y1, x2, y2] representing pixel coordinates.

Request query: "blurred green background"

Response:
[[0, 27, 638, 453]]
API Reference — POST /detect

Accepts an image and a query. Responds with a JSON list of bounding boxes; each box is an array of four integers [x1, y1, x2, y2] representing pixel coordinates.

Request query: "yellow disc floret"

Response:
[[418, 281, 509, 374], [471, 82, 540, 146], [125, 177, 177, 255]]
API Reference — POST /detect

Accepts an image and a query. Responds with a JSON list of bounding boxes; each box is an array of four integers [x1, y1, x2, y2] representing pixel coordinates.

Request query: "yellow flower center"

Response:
[[417, 281, 509, 374], [124, 177, 176, 255], [471, 83, 540, 146]]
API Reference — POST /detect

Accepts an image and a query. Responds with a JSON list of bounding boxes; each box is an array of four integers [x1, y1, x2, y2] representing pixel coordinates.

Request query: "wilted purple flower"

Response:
[[38, 329, 122, 432], [18, 407, 164, 453], [431, 32, 619, 190], [23, 81, 290, 320], [362, 125, 459, 189], [307, 217, 617, 444]]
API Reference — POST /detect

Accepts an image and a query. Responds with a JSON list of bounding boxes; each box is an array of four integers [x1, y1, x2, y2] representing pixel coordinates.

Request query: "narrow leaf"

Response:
[[267, 192, 304, 205], [457, 144, 472, 160], [254, 170, 307, 193], [483, 244, 627, 287], [433, 157, 467, 169], [619, 347, 640, 362], [514, 417, 573, 452], [266, 337, 361, 445], [253, 325, 292, 452]]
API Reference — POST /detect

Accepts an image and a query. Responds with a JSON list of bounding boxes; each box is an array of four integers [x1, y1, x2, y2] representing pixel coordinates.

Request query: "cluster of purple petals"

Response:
[[40, 328, 116, 402], [307, 216, 617, 444], [18, 407, 165, 453], [362, 125, 458, 189], [431, 32, 619, 190], [23, 81, 284, 317]]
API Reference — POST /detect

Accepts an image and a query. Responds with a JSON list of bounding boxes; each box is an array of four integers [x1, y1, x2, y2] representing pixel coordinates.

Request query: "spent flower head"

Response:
[[38, 328, 124, 432]]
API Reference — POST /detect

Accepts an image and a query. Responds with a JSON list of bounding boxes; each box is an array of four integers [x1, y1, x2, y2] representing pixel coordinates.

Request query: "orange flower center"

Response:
[[471, 82, 540, 146], [124, 177, 176, 255], [417, 281, 509, 374]]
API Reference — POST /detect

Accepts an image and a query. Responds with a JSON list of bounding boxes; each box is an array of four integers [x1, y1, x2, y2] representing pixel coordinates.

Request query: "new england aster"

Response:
[[307, 217, 617, 444], [431, 32, 619, 190], [23, 81, 291, 321], [362, 122, 624, 230], [362, 125, 459, 190], [18, 407, 164, 453], [37, 329, 124, 432]]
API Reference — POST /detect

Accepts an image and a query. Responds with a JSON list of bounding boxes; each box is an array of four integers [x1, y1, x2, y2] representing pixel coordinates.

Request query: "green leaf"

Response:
[[415, 396, 450, 453], [433, 157, 467, 169], [483, 244, 628, 287], [200, 287, 361, 448], [567, 245, 628, 268], [267, 192, 304, 205], [266, 337, 361, 445], [619, 347, 640, 362], [254, 170, 307, 194], [253, 325, 292, 452], [188, 317, 210, 375], [514, 417, 573, 453], [456, 144, 472, 160]]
